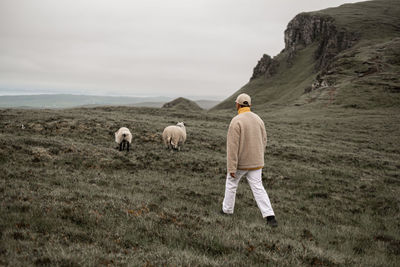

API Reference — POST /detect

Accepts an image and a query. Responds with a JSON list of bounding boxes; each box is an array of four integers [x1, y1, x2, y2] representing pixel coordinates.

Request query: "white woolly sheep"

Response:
[[162, 122, 186, 151], [115, 127, 132, 151]]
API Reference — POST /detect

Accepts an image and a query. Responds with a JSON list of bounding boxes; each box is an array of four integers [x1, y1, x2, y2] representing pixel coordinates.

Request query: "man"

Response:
[[222, 93, 278, 227]]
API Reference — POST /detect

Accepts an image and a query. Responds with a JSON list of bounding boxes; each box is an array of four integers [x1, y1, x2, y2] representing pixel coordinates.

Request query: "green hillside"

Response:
[[213, 0, 400, 110], [315, 0, 400, 42]]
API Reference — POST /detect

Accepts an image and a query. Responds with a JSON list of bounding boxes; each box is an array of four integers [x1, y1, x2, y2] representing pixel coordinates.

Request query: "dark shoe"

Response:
[[266, 216, 278, 227]]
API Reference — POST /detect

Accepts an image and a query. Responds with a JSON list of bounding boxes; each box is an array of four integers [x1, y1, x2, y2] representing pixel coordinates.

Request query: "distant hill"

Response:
[[0, 94, 172, 109], [212, 0, 400, 110], [131, 102, 165, 108], [0, 94, 220, 110], [194, 100, 220, 110], [162, 97, 203, 110], [133, 100, 220, 109]]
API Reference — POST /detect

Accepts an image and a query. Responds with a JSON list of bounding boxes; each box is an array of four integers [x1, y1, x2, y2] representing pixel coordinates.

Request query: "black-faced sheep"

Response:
[[115, 127, 132, 151], [162, 122, 186, 151]]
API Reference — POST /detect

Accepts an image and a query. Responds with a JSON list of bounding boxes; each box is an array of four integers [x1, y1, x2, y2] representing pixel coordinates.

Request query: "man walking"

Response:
[[222, 93, 278, 227]]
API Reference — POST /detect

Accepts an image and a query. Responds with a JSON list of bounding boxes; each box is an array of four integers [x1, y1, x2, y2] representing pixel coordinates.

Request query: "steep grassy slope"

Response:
[[216, 45, 318, 109], [304, 37, 400, 109], [315, 0, 400, 42], [1, 105, 399, 265], [213, 0, 400, 110]]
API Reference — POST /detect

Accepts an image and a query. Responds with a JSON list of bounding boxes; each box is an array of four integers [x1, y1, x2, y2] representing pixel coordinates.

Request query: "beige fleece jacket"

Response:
[[227, 107, 267, 173]]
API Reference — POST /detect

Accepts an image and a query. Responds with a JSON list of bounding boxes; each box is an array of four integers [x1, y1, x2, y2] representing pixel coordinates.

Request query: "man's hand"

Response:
[[230, 172, 236, 178]]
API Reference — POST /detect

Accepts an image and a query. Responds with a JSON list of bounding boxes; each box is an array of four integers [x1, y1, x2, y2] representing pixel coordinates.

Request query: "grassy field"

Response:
[[1, 103, 399, 266]]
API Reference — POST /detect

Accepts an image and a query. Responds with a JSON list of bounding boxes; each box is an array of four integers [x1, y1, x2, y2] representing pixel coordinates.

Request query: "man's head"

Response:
[[235, 93, 251, 110]]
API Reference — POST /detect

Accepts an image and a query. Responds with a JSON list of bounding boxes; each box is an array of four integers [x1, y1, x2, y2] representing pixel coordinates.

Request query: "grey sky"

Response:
[[0, 0, 364, 99]]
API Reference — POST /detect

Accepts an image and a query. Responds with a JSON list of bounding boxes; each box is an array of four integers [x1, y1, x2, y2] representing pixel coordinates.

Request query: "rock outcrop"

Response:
[[250, 13, 358, 81], [250, 54, 279, 80], [284, 13, 358, 70]]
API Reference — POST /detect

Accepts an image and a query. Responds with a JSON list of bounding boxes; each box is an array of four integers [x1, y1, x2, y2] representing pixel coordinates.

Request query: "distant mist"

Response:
[[0, 94, 220, 109]]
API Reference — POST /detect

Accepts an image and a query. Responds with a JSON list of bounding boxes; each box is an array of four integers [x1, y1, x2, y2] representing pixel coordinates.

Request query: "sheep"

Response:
[[115, 127, 132, 151], [162, 122, 186, 151]]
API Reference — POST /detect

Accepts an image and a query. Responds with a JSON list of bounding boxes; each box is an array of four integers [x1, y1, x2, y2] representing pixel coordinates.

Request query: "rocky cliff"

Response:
[[250, 54, 279, 80], [284, 13, 358, 70], [250, 13, 358, 82], [213, 0, 400, 110]]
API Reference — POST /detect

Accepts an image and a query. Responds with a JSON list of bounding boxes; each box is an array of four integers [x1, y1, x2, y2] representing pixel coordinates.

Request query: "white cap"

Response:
[[235, 93, 251, 106]]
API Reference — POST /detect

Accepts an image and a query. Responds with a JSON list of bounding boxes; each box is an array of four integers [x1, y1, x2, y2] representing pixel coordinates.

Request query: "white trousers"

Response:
[[222, 169, 275, 218]]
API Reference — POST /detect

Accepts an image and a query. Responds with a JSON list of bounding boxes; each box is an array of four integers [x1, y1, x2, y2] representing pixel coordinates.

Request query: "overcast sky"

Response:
[[0, 0, 364, 99]]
